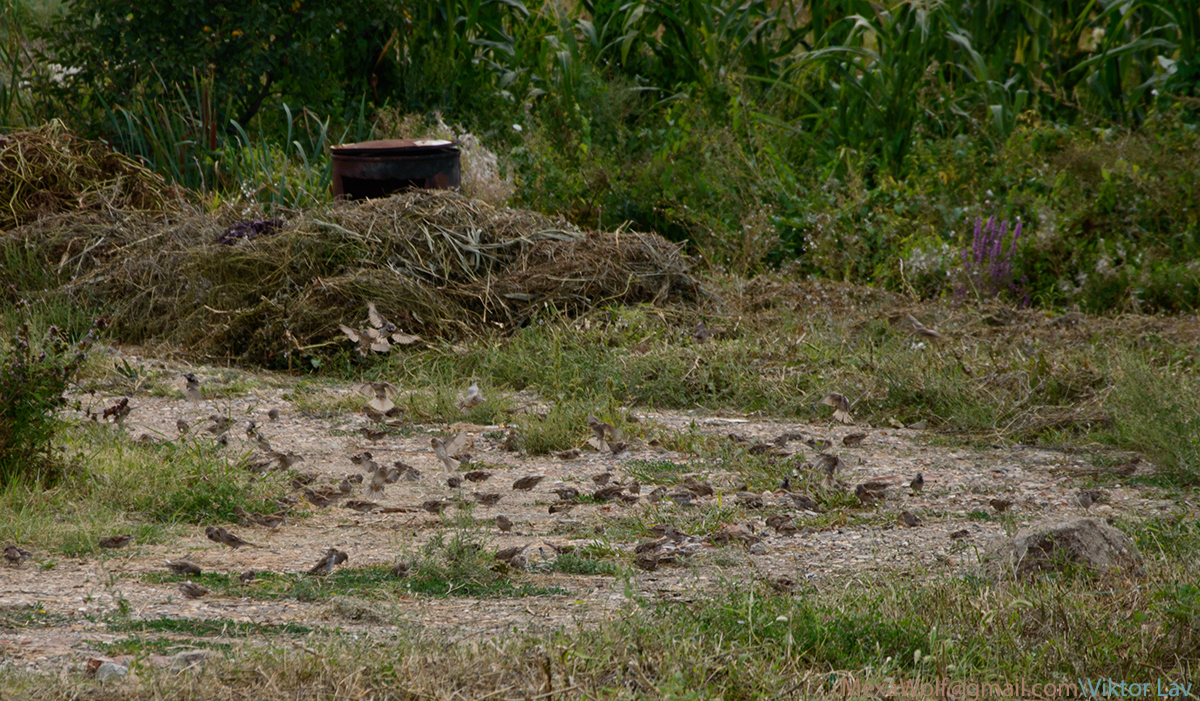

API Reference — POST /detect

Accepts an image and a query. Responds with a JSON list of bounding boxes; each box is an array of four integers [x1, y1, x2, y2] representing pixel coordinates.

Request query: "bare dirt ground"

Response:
[[0, 359, 1179, 676]]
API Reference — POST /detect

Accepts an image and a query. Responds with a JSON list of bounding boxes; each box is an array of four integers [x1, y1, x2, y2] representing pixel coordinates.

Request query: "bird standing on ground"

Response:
[[165, 559, 202, 576], [184, 373, 203, 402], [910, 472, 925, 494], [98, 534, 133, 549], [307, 548, 349, 575], [205, 526, 257, 549], [176, 418, 190, 435], [4, 545, 32, 566], [496, 515, 513, 532], [178, 581, 208, 599], [900, 510, 923, 527]]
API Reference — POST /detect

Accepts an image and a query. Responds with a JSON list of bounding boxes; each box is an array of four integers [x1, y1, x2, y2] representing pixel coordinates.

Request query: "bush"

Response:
[[0, 319, 93, 486]]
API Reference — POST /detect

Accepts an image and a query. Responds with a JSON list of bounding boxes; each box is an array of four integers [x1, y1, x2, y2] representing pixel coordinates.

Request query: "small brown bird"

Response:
[[422, 499, 449, 514], [355, 381, 398, 415], [683, 476, 714, 497], [475, 492, 502, 507], [366, 465, 387, 498], [512, 475, 545, 490], [447, 476, 463, 489], [184, 373, 203, 402], [165, 559, 202, 576], [268, 450, 304, 469], [464, 470, 492, 483], [910, 472, 925, 494], [906, 313, 945, 340], [239, 570, 256, 584], [495, 545, 523, 563], [350, 451, 373, 466], [267, 407, 280, 421], [176, 418, 190, 435], [308, 548, 349, 575], [989, 498, 1013, 514], [736, 491, 765, 509], [817, 392, 853, 424], [789, 493, 820, 511], [495, 515, 514, 532], [557, 448, 581, 460], [842, 431, 867, 447], [949, 529, 971, 540], [900, 510, 922, 527], [456, 382, 484, 412], [343, 500, 379, 512], [360, 427, 387, 442], [178, 581, 208, 599], [592, 472, 612, 485], [390, 561, 410, 578], [593, 485, 624, 502], [206, 415, 233, 435], [98, 534, 133, 549], [667, 490, 694, 506], [1078, 489, 1103, 510], [205, 526, 256, 549], [553, 486, 580, 501], [549, 502, 574, 515], [4, 545, 32, 566], [855, 483, 887, 506], [646, 486, 667, 503], [304, 487, 342, 508], [216, 433, 229, 447]]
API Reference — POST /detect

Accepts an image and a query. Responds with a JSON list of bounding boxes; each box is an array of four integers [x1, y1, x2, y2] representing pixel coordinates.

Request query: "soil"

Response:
[[0, 356, 1178, 676]]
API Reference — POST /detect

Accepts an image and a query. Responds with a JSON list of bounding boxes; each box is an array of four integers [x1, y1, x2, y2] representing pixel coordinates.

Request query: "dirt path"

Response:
[[0, 364, 1175, 676]]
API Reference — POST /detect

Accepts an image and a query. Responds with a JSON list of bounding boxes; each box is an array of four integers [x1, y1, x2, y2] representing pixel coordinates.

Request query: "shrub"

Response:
[[0, 319, 93, 486]]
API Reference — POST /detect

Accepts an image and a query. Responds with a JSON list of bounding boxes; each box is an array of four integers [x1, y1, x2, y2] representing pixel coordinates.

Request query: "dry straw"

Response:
[[7, 188, 697, 364]]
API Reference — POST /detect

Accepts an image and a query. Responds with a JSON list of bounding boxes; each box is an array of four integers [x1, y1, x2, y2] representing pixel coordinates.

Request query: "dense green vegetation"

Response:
[[2, 0, 1197, 311]]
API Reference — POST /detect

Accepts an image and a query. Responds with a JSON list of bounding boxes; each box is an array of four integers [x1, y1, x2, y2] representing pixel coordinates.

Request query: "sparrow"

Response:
[[390, 561, 410, 578], [350, 451, 373, 466], [308, 548, 349, 575], [360, 427, 387, 442], [789, 493, 820, 510], [906, 313, 945, 340], [456, 382, 484, 412], [245, 510, 287, 528], [549, 502, 575, 514], [900, 510, 923, 527], [628, 481, 641, 494], [813, 453, 845, 477], [475, 492, 502, 507], [344, 473, 364, 484], [216, 433, 229, 447], [557, 448, 581, 460], [184, 373, 203, 402], [607, 441, 628, 455], [304, 488, 341, 508], [4, 545, 32, 565], [842, 432, 867, 447], [855, 483, 887, 506], [989, 498, 1013, 513], [178, 581, 208, 599], [447, 476, 463, 489], [495, 545, 523, 563], [512, 475, 545, 490], [354, 381, 398, 415], [1078, 489, 1103, 509], [98, 534, 133, 549], [367, 465, 387, 497], [593, 485, 624, 502], [165, 559, 202, 576], [422, 500, 449, 514], [552, 486, 580, 501], [949, 529, 971, 540], [267, 408, 280, 421], [103, 398, 132, 428], [254, 433, 273, 453], [667, 490, 694, 506], [239, 570, 256, 584], [176, 418, 190, 435], [646, 486, 667, 503], [683, 477, 713, 497], [592, 472, 612, 485], [205, 415, 233, 435], [344, 500, 379, 512], [586, 414, 620, 442], [910, 473, 925, 494], [269, 450, 304, 469], [205, 526, 257, 549], [495, 515, 514, 532], [735, 491, 764, 509], [817, 392, 853, 424], [464, 470, 492, 483]]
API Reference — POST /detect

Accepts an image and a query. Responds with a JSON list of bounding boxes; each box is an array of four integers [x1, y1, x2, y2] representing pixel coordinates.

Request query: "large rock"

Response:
[[981, 517, 1143, 581]]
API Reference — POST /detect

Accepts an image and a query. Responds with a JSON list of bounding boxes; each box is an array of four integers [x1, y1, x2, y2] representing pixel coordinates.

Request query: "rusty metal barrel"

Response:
[[330, 138, 461, 200]]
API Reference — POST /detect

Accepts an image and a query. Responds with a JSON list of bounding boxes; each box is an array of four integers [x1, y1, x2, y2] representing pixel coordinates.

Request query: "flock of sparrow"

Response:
[[5, 366, 1110, 593]]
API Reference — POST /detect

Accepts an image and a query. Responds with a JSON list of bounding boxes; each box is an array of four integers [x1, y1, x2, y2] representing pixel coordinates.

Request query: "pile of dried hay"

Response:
[[0, 120, 178, 230], [6, 189, 698, 364]]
